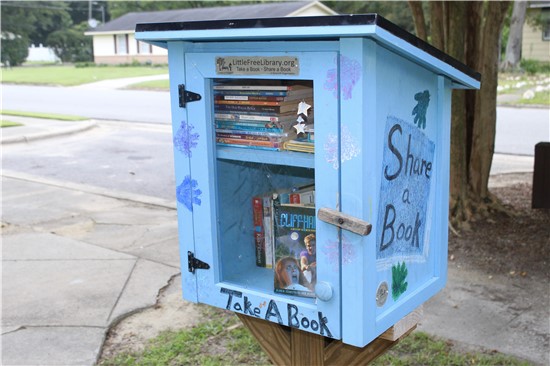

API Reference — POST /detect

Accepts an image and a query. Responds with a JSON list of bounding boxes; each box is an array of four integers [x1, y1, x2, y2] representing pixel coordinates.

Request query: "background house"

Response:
[[522, 2, 550, 62], [84, 1, 337, 65]]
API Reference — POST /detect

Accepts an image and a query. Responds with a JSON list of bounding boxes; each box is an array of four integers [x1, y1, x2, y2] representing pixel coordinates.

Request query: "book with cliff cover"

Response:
[[273, 202, 316, 298]]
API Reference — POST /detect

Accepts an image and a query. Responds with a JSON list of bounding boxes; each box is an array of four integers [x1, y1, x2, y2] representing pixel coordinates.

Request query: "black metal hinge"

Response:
[[179, 84, 202, 108], [188, 251, 210, 274]]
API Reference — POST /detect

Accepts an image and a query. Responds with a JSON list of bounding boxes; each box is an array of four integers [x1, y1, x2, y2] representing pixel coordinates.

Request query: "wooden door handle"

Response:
[[317, 207, 372, 236]]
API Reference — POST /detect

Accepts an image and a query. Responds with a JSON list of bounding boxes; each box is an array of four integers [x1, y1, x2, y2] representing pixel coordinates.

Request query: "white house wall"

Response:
[[91, 32, 167, 64]]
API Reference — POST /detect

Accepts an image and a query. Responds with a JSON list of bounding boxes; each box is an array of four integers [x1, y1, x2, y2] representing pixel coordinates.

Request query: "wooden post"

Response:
[[237, 307, 422, 366]]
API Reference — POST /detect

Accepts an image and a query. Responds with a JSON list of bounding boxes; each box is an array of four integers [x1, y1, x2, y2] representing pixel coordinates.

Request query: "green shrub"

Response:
[[520, 59, 550, 74], [1, 33, 29, 66]]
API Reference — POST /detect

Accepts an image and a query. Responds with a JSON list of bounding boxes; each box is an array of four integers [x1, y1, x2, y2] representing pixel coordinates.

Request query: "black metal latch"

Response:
[[188, 251, 210, 274], [179, 84, 202, 108]]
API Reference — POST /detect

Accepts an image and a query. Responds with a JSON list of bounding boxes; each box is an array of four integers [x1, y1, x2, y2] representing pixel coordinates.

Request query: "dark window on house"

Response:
[[543, 9, 550, 41]]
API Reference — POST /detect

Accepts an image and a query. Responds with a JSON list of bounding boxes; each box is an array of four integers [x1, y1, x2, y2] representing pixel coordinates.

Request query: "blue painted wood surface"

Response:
[[138, 18, 478, 347]]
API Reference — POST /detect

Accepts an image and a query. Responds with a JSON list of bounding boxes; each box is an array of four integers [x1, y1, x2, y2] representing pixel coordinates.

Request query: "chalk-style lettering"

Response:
[[412, 211, 421, 248], [380, 204, 396, 251], [318, 312, 333, 337], [287, 304, 300, 328], [243, 296, 258, 317], [402, 189, 411, 204], [405, 134, 433, 179], [221, 288, 242, 310], [384, 124, 403, 181], [265, 300, 283, 324]]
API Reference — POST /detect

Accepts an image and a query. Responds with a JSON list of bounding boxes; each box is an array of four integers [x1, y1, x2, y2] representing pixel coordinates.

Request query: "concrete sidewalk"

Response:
[[1, 118, 547, 365]]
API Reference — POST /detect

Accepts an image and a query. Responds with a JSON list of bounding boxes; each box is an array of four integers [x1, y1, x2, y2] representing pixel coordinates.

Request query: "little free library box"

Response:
[[136, 14, 480, 348]]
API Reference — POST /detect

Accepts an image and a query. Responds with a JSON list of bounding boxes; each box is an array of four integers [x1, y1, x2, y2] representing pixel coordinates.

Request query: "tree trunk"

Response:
[[470, 1, 511, 202], [409, 1, 512, 224], [501, 0, 527, 71], [447, 2, 468, 220], [430, 1, 445, 50], [408, 1, 427, 41]]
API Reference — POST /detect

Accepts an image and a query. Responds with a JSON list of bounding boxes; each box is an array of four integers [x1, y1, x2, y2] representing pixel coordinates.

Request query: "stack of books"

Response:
[[283, 125, 314, 153], [213, 81, 313, 151], [252, 183, 316, 299]]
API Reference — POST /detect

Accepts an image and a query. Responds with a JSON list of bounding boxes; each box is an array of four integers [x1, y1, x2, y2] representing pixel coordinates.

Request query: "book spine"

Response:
[[215, 121, 286, 133], [216, 142, 281, 151], [214, 90, 291, 96], [216, 128, 290, 138], [213, 85, 292, 91], [214, 113, 293, 122], [215, 99, 294, 107], [216, 132, 275, 142], [253, 197, 266, 267], [216, 95, 290, 102], [215, 103, 289, 114], [263, 195, 274, 269], [216, 137, 283, 147], [218, 101, 298, 113]]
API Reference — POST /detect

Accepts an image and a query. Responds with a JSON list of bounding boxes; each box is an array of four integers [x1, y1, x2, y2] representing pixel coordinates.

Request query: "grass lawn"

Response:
[[99, 307, 530, 366], [2, 65, 168, 86], [498, 73, 550, 106], [1, 120, 23, 128], [1, 110, 87, 121], [126, 79, 170, 91]]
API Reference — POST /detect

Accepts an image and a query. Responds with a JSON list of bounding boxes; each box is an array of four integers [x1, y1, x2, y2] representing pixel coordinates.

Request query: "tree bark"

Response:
[[501, 0, 528, 71], [408, 1, 427, 41], [470, 1, 511, 201], [447, 2, 468, 219], [409, 1, 512, 223], [430, 2, 445, 51]]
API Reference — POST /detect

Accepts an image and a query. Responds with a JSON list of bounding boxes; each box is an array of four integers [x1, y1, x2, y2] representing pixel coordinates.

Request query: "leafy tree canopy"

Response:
[[322, 1, 416, 33], [1, 1, 72, 45], [106, 1, 257, 19]]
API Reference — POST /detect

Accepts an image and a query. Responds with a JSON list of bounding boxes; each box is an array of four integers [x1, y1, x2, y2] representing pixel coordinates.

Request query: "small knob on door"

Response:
[[315, 281, 333, 301]]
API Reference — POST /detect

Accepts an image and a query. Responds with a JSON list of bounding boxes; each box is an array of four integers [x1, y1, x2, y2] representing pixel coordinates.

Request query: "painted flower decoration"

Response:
[[324, 125, 360, 170], [176, 175, 202, 212], [324, 56, 361, 100], [324, 234, 356, 271], [174, 120, 199, 157]]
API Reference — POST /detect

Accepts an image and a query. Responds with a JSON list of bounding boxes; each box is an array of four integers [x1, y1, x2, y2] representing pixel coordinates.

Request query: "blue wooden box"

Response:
[[136, 14, 480, 347]]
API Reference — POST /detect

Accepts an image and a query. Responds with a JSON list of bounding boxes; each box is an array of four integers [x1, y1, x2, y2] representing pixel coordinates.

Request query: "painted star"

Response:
[[297, 101, 311, 116], [293, 122, 306, 134]]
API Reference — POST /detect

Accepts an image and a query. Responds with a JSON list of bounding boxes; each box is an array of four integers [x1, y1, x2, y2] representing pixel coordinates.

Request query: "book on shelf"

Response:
[[215, 102, 309, 115], [214, 112, 300, 123], [252, 183, 315, 272], [215, 93, 313, 102], [214, 89, 313, 99], [216, 137, 283, 150], [283, 126, 315, 153], [215, 119, 295, 133], [273, 200, 316, 298], [213, 83, 311, 92], [216, 128, 295, 139]]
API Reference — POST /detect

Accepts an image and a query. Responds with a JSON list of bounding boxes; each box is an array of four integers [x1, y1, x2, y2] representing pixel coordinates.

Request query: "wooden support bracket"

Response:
[[237, 306, 422, 365]]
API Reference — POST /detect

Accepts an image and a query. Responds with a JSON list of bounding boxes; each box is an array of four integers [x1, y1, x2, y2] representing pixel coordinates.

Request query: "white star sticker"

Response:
[[296, 115, 305, 123], [293, 122, 306, 134], [297, 101, 311, 116]]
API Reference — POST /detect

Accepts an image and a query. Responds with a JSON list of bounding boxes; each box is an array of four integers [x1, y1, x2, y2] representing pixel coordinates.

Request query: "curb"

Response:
[[2, 170, 177, 210], [1, 120, 98, 145]]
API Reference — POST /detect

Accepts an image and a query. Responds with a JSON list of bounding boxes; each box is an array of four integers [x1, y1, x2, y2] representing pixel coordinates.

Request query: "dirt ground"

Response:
[[99, 172, 549, 362], [451, 173, 549, 283]]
